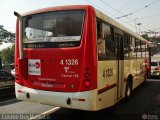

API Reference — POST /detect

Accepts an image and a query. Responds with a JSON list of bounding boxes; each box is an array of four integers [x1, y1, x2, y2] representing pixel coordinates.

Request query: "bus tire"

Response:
[[125, 80, 132, 101]]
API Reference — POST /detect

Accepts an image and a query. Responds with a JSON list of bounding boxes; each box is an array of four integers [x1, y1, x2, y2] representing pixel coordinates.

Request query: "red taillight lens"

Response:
[[155, 67, 160, 70], [84, 79, 91, 87], [15, 65, 19, 80], [15, 64, 23, 85], [83, 68, 91, 88]]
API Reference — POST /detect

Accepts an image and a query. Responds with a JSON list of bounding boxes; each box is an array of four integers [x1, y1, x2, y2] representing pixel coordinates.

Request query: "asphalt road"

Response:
[[0, 80, 160, 120], [46, 80, 160, 120], [0, 87, 54, 119], [0, 86, 15, 102]]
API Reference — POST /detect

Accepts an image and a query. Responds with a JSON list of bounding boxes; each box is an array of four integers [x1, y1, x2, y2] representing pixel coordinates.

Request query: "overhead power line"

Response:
[[86, 0, 136, 29], [100, 0, 123, 16], [114, 0, 133, 16], [98, 0, 139, 30], [138, 13, 160, 20], [86, 0, 153, 33], [115, 0, 160, 19], [126, 12, 160, 22], [85, 0, 116, 18], [98, 0, 155, 32], [115, 13, 133, 19]]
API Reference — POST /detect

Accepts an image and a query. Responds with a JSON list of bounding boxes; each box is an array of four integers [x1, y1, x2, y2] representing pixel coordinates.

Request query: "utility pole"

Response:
[[134, 18, 138, 34], [137, 23, 141, 35]]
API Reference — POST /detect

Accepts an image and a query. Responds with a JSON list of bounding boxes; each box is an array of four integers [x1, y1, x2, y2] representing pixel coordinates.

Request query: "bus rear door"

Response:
[[115, 32, 124, 100]]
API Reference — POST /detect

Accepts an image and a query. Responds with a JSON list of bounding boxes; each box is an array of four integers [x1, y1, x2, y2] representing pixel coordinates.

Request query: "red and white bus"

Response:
[[14, 5, 151, 111]]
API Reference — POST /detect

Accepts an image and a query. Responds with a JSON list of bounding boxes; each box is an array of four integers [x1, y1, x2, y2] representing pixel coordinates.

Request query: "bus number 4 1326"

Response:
[[60, 59, 79, 66]]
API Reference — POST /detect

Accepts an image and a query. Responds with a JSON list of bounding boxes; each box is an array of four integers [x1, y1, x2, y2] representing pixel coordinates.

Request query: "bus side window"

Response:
[[98, 38, 106, 58], [141, 42, 146, 57], [97, 20, 115, 59], [97, 20, 106, 58], [124, 33, 129, 58], [132, 37, 136, 58], [136, 40, 142, 58], [97, 20, 101, 39], [102, 23, 115, 59], [146, 44, 149, 57], [124, 34, 136, 58], [128, 37, 136, 58]]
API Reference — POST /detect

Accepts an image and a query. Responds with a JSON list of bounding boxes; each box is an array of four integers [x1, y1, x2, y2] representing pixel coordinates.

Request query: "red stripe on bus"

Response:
[[79, 99, 85, 102], [98, 83, 117, 94]]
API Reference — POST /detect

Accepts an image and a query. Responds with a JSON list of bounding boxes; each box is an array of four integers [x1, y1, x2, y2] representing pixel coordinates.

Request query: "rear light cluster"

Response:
[[15, 65, 19, 80], [83, 68, 91, 88], [15, 65, 22, 85], [155, 67, 160, 70]]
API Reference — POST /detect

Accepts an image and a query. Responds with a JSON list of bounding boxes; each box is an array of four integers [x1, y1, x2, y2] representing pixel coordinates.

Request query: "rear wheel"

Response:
[[125, 80, 132, 100]]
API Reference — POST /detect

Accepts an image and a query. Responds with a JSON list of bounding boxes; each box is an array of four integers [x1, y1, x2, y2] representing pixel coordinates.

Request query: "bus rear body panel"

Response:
[[16, 83, 97, 111], [15, 5, 98, 111]]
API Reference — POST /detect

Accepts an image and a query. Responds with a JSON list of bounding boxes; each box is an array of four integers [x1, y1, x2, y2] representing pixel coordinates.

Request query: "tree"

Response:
[[141, 34, 150, 41], [0, 25, 15, 40], [0, 25, 15, 65], [0, 44, 15, 65]]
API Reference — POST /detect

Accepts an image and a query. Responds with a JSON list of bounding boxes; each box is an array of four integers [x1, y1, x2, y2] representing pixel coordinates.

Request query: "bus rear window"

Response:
[[22, 10, 85, 48]]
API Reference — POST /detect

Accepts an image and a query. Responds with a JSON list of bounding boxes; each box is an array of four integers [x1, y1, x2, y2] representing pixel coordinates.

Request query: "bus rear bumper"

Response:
[[15, 83, 97, 111]]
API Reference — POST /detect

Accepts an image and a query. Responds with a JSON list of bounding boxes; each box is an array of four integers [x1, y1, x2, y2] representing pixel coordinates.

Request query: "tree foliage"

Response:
[[141, 34, 150, 41], [0, 26, 15, 40], [0, 26, 15, 65], [0, 44, 15, 65]]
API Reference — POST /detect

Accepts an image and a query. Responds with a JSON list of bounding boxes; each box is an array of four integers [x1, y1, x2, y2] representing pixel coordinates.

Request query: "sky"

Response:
[[0, 0, 160, 35]]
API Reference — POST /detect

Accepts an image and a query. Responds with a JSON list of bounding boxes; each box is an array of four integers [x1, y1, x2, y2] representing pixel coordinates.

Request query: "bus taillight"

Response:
[[155, 67, 160, 70], [83, 68, 91, 88], [84, 79, 91, 88], [15, 65, 20, 83]]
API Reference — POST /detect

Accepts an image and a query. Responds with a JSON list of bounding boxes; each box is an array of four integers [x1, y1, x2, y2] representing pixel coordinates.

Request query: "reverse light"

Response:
[[70, 84, 75, 89]]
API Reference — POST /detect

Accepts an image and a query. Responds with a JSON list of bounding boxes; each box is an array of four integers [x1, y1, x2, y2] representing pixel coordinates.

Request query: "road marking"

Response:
[[147, 79, 160, 82], [30, 107, 60, 120]]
